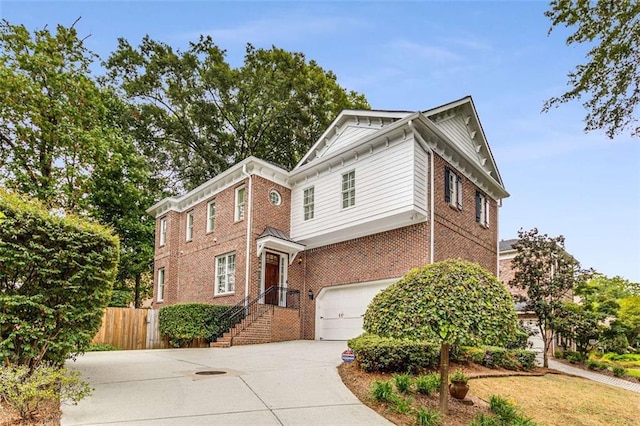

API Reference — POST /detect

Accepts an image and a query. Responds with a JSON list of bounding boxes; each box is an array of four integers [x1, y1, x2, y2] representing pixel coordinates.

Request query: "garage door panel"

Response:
[[316, 279, 395, 341]]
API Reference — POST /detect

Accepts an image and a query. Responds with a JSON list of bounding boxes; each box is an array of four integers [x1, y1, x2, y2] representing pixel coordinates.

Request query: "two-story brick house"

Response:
[[147, 96, 509, 344]]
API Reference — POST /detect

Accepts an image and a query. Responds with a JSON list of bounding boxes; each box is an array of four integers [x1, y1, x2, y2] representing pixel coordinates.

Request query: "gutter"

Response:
[[408, 120, 435, 264], [242, 164, 253, 307]]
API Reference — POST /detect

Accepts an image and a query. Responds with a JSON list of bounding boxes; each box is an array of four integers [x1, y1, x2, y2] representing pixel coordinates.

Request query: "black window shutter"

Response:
[[475, 192, 481, 222], [456, 176, 463, 210], [444, 168, 451, 203]]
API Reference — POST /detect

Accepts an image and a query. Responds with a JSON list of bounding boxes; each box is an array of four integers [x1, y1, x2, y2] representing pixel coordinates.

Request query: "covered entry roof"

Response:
[[256, 227, 305, 264]]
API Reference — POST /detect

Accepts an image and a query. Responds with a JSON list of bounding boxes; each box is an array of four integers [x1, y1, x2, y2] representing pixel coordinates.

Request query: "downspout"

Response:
[[496, 198, 502, 277], [242, 164, 253, 307], [408, 120, 435, 264]]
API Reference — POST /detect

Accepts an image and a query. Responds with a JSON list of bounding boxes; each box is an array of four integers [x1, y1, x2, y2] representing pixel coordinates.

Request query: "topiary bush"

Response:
[[348, 334, 440, 373], [0, 189, 119, 369], [159, 303, 229, 347]]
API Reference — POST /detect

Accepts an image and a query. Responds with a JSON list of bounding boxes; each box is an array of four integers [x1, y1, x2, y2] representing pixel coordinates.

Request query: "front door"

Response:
[[264, 252, 279, 305]]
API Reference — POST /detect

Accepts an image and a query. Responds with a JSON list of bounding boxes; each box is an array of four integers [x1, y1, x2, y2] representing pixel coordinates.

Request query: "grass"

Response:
[[471, 374, 640, 426]]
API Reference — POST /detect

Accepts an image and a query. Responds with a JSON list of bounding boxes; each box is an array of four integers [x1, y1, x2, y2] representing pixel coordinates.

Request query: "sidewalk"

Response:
[[548, 359, 640, 394]]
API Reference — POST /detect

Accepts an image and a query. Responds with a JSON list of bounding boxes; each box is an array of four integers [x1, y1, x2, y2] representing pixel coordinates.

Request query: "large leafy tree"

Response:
[[0, 20, 119, 212], [509, 228, 588, 367], [543, 0, 640, 138], [104, 37, 370, 190], [364, 259, 521, 414]]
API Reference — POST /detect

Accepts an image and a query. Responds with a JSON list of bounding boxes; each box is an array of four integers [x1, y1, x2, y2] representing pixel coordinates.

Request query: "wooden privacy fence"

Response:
[[92, 307, 167, 350]]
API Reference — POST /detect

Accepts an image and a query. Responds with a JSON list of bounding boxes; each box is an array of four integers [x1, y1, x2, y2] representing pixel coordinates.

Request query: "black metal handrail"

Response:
[[212, 286, 300, 341]]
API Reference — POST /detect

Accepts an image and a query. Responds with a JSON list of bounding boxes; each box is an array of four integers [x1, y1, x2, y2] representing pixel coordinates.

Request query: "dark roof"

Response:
[[257, 227, 298, 243], [499, 239, 518, 252]]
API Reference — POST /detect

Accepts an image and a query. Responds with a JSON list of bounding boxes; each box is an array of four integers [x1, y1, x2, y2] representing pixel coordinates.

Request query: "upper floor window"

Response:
[[235, 186, 245, 221], [215, 252, 236, 295], [157, 268, 165, 302], [445, 167, 462, 210], [269, 190, 282, 206], [207, 200, 216, 232], [186, 210, 194, 241], [476, 191, 490, 227], [159, 217, 167, 246], [341, 170, 356, 209], [303, 186, 314, 220]]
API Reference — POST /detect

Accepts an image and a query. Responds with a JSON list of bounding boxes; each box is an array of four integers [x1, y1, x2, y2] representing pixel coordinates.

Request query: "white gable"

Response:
[[295, 110, 410, 168]]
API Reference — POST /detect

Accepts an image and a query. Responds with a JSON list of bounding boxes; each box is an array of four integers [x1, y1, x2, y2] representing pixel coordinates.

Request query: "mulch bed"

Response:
[[338, 361, 549, 426], [0, 399, 60, 426]]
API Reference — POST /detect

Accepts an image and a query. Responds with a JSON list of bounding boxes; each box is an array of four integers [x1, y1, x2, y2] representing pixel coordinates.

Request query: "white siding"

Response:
[[432, 114, 481, 164], [291, 138, 429, 246], [322, 126, 379, 157], [413, 145, 428, 210]]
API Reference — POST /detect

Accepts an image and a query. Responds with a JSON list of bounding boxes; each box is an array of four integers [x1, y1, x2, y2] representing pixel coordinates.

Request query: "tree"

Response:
[[509, 228, 587, 367], [364, 259, 521, 414], [0, 189, 119, 371], [0, 20, 119, 212], [104, 37, 370, 191], [618, 295, 640, 347], [543, 0, 640, 138], [553, 302, 600, 357]]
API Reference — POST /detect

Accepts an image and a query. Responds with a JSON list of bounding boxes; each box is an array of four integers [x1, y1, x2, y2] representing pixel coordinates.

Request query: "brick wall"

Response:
[[271, 307, 301, 342], [432, 154, 498, 274]]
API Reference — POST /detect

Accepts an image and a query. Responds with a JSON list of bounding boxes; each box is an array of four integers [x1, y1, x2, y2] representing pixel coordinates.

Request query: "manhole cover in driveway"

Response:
[[195, 370, 227, 375]]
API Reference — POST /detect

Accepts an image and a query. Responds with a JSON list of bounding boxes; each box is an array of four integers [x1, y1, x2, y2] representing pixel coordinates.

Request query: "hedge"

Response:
[[348, 334, 537, 373], [347, 334, 440, 373], [159, 303, 230, 347], [0, 189, 119, 368]]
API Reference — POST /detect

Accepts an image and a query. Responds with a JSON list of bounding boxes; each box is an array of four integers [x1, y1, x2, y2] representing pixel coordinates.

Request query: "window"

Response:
[[159, 217, 167, 246], [476, 191, 490, 227], [235, 186, 245, 221], [444, 168, 463, 210], [186, 210, 194, 241], [269, 190, 281, 206], [341, 170, 356, 209], [215, 252, 236, 295], [157, 268, 165, 302], [303, 186, 314, 220], [207, 200, 216, 232]]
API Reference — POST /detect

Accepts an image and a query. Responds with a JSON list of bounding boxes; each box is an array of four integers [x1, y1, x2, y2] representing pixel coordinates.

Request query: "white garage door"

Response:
[[316, 279, 397, 341]]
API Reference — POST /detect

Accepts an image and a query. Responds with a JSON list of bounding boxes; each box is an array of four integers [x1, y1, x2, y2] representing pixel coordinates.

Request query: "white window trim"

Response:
[[448, 171, 463, 210], [235, 186, 246, 221], [207, 200, 216, 233], [157, 268, 165, 302], [186, 210, 194, 241], [215, 252, 236, 295], [159, 217, 167, 246], [303, 186, 314, 221], [477, 192, 490, 228], [341, 170, 356, 209], [269, 189, 282, 206]]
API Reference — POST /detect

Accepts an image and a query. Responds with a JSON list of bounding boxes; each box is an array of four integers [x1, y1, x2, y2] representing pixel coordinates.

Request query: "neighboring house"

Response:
[[147, 96, 509, 345]]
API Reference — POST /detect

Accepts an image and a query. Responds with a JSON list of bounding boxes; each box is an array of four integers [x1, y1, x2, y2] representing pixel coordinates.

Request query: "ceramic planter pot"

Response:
[[449, 380, 470, 399]]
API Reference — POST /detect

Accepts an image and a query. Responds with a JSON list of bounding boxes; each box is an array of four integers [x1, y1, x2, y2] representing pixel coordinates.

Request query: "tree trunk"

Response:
[[439, 342, 450, 414], [134, 274, 141, 309]]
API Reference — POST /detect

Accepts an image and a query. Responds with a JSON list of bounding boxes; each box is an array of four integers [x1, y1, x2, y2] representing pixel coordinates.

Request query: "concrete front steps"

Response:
[[210, 305, 273, 348]]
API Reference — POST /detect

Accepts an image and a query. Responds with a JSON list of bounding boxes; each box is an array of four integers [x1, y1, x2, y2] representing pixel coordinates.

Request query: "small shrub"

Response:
[[565, 351, 584, 364], [416, 407, 442, 426], [514, 350, 537, 371], [348, 334, 440, 373], [488, 395, 537, 425], [613, 366, 626, 377], [554, 350, 564, 359], [0, 364, 92, 420], [389, 395, 413, 414], [415, 373, 440, 395], [159, 303, 229, 346], [450, 369, 469, 383], [471, 413, 501, 426], [371, 380, 395, 402], [625, 369, 640, 378], [393, 373, 413, 394]]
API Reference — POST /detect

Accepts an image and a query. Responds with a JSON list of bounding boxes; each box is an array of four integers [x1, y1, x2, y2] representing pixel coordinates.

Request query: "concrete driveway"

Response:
[[63, 340, 391, 425]]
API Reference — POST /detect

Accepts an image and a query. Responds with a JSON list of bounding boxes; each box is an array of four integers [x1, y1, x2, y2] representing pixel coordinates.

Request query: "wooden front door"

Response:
[[264, 253, 279, 305]]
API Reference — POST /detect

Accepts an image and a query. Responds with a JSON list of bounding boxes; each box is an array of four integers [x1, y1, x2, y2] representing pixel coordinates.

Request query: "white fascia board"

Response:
[[294, 109, 411, 169], [256, 236, 306, 265], [146, 156, 290, 217], [413, 114, 509, 200], [290, 113, 419, 181]]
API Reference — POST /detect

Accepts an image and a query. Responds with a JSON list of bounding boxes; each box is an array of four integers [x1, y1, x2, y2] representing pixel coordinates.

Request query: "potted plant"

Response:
[[449, 369, 470, 400]]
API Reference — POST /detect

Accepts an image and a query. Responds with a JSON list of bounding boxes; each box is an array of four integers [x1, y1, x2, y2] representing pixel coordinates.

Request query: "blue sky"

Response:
[[2, 1, 639, 282]]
